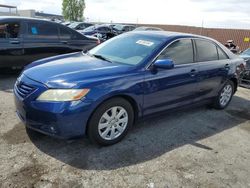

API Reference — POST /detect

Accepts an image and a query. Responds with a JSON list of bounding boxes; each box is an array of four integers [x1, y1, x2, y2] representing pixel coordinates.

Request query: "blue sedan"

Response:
[[14, 31, 244, 145]]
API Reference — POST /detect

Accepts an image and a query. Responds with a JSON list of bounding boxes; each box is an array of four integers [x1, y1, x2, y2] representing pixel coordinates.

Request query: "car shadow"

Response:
[[27, 95, 250, 170]]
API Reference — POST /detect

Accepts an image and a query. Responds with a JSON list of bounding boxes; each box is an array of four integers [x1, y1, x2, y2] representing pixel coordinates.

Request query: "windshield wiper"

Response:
[[91, 54, 113, 63]]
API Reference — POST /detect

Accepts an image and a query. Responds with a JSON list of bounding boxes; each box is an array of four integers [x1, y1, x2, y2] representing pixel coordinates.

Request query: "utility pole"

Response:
[[200, 19, 204, 35]]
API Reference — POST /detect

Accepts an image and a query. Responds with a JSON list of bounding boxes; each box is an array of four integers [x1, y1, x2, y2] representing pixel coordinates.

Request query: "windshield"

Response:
[[113, 24, 123, 31], [89, 33, 165, 66], [134, 27, 146, 31], [242, 49, 250, 55], [83, 26, 95, 32], [68, 22, 80, 28]]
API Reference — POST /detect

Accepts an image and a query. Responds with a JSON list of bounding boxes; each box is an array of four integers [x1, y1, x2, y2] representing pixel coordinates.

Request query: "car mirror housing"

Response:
[[154, 59, 174, 69]]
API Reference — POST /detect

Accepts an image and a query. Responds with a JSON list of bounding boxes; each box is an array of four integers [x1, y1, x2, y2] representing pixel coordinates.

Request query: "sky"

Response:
[[0, 0, 250, 29]]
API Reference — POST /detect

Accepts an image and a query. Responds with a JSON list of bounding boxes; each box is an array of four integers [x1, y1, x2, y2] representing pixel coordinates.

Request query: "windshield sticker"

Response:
[[136, 40, 154, 47]]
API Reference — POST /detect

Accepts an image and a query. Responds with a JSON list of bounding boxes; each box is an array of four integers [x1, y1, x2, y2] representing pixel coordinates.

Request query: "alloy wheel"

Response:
[[98, 106, 128, 140], [219, 84, 233, 107]]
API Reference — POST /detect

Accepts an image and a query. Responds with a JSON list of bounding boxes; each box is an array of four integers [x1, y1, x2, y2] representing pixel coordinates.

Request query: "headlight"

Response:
[[37, 89, 90, 102]]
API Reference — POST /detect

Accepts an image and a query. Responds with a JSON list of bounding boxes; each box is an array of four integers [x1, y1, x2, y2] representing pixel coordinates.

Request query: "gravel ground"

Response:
[[0, 73, 250, 188]]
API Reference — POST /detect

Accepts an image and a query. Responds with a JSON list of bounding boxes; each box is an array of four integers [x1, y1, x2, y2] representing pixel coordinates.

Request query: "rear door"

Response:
[[194, 39, 230, 100], [22, 21, 61, 65], [0, 21, 24, 68]]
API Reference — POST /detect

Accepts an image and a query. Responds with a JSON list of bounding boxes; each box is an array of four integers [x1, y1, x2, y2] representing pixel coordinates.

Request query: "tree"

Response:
[[62, 0, 85, 21]]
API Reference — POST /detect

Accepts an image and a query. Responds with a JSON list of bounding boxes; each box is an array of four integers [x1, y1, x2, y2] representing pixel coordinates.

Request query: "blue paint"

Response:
[[14, 31, 243, 139]]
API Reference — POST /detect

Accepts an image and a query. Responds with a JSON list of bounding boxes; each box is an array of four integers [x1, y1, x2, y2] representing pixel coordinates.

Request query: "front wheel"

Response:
[[213, 80, 234, 109], [87, 98, 134, 146]]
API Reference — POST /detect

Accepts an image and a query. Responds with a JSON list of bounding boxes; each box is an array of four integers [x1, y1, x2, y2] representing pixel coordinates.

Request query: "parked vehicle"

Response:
[[80, 24, 115, 41], [134, 26, 163, 31], [113, 24, 136, 35], [14, 31, 245, 145], [68, 22, 93, 30], [61, 21, 72, 26], [239, 48, 250, 88], [0, 17, 99, 69], [240, 48, 250, 69]]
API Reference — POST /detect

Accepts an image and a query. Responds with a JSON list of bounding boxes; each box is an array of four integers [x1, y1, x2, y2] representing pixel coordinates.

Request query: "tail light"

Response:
[[96, 39, 101, 45]]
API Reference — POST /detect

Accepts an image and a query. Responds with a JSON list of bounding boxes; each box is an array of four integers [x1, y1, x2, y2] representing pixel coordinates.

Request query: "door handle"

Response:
[[189, 69, 197, 77], [224, 64, 230, 69], [10, 40, 20, 44], [61, 41, 68, 44]]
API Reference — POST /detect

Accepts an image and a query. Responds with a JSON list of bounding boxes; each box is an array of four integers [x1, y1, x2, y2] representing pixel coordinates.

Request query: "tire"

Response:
[[213, 80, 234, 110], [87, 98, 134, 146]]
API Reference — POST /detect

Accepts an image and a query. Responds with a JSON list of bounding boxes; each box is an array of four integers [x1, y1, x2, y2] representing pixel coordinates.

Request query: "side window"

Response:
[[130, 26, 135, 31], [106, 27, 111, 32], [72, 30, 87, 40], [27, 22, 58, 39], [195, 39, 218, 62], [59, 27, 72, 40], [158, 39, 194, 65], [0, 22, 20, 39], [98, 27, 106, 32], [124, 26, 130, 32], [217, 47, 228, 60]]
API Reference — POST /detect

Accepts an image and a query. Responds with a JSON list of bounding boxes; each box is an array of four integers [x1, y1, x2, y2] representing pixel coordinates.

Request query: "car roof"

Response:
[[0, 16, 55, 24], [130, 31, 204, 39]]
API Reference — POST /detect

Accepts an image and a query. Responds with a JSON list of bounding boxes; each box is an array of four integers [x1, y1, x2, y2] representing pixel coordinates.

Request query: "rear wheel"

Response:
[[213, 80, 234, 109], [87, 98, 134, 146]]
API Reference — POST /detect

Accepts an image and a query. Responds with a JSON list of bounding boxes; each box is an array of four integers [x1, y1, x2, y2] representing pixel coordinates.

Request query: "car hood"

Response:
[[23, 52, 133, 88]]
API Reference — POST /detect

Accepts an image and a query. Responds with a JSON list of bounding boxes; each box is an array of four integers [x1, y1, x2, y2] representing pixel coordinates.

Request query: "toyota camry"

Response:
[[14, 31, 244, 145]]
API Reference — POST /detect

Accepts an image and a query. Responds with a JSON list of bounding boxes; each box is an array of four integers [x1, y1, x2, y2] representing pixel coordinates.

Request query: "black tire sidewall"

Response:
[[87, 98, 134, 146]]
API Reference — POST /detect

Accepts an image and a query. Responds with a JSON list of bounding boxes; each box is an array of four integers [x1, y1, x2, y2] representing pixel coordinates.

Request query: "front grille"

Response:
[[15, 81, 35, 98]]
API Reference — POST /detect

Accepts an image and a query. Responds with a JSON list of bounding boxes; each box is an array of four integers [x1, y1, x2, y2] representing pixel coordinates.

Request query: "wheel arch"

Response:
[[229, 77, 238, 93], [85, 94, 140, 135]]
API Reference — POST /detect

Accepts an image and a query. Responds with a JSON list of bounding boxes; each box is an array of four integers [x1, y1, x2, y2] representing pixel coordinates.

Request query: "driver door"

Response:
[[143, 39, 200, 115]]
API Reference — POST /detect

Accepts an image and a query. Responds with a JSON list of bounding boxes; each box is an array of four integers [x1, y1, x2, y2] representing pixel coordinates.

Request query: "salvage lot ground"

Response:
[[0, 73, 250, 188]]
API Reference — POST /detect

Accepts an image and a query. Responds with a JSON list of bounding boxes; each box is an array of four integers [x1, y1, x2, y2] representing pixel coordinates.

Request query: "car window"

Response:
[[217, 47, 228, 60], [105, 27, 111, 32], [124, 26, 130, 32], [195, 39, 218, 62], [0, 22, 20, 39], [89, 33, 165, 65], [60, 26, 86, 40], [242, 49, 250, 55], [76, 23, 83, 30], [158, 39, 194, 65], [72, 30, 87, 40], [130, 26, 135, 31], [59, 27, 72, 40], [98, 27, 106, 32], [27, 22, 58, 39], [83, 26, 95, 32]]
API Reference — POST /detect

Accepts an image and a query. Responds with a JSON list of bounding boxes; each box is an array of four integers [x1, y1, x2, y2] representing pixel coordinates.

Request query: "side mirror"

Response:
[[154, 59, 174, 69]]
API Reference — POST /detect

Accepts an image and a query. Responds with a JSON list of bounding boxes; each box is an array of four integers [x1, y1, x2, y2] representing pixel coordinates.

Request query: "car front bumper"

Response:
[[14, 75, 93, 139]]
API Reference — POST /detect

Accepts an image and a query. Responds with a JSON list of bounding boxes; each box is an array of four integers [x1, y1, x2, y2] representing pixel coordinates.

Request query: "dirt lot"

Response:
[[0, 73, 250, 188]]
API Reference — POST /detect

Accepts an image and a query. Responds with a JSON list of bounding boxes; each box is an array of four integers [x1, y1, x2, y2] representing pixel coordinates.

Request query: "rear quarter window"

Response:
[[59, 26, 87, 40], [217, 46, 228, 60]]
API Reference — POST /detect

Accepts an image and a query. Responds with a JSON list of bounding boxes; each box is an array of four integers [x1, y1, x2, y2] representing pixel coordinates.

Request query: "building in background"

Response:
[[0, 4, 63, 21], [0, 4, 18, 16], [142, 24, 250, 51]]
